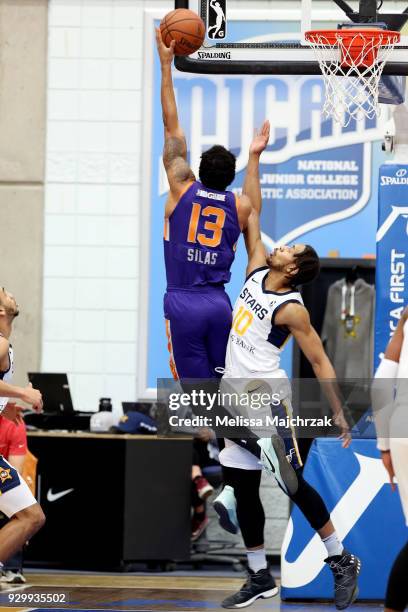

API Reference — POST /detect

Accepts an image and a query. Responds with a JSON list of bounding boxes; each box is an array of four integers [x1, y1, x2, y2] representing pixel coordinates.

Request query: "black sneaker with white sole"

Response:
[[221, 567, 278, 609], [325, 549, 361, 610]]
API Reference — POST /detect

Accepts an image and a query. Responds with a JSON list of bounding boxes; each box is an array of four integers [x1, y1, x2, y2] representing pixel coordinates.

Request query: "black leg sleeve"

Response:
[[223, 466, 264, 549], [289, 472, 331, 532], [385, 540, 408, 611]]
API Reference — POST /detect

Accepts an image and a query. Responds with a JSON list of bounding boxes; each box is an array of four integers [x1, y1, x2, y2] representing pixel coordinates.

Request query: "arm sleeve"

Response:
[[371, 358, 399, 451], [8, 422, 28, 456]]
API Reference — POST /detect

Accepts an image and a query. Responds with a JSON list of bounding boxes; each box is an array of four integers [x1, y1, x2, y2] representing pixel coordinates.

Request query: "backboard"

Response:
[[174, 0, 408, 75]]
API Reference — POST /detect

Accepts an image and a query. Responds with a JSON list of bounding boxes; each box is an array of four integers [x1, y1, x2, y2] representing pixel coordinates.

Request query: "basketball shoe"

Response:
[[194, 475, 214, 500], [213, 485, 239, 534], [325, 549, 361, 610], [221, 567, 278, 608], [257, 434, 298, 495], [0, 570, 26, 584], [191, 514, 209, 541]]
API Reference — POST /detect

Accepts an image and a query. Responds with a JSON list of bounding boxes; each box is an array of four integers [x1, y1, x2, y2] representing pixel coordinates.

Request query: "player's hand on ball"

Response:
[[250, 120, 271, 156], [2, 402, 24, 425], [156, 27, 175, 65]]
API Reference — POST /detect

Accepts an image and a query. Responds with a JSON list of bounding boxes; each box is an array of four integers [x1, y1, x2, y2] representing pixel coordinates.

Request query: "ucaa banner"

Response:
[[375, 164, 408, 369], [140, 12, 387, 394]]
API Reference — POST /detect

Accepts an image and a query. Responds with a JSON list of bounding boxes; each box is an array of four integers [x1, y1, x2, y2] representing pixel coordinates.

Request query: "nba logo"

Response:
[[207, 0, 226, 39]]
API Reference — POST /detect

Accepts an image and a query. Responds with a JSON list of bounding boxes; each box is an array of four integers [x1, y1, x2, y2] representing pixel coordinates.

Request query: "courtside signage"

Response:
[[375, 164, 408, 369]]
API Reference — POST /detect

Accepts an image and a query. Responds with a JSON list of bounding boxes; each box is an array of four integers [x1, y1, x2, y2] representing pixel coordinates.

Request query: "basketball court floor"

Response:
[[0, 572, 382, 612]]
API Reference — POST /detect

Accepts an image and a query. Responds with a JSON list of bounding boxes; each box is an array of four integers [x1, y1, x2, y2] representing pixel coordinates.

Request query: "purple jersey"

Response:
[[164, 181, 241, 289]]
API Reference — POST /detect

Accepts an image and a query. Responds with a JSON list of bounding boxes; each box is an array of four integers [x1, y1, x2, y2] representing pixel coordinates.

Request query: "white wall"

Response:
[[44, 0, 147, 415]]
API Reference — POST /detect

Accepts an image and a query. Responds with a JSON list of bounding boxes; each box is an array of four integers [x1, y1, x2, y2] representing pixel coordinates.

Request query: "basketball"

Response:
[[160, 9, 205, 56]]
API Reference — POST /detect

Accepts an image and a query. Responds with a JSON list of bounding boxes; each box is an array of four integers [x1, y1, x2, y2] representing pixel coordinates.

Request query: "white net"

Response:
[[306, 30, 400, 127]]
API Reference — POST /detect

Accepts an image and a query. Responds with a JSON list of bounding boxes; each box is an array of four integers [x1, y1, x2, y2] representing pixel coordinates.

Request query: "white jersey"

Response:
[[219, 267, 303, 470], [0, 337, 14, 411], [224, 266, 303, 377]]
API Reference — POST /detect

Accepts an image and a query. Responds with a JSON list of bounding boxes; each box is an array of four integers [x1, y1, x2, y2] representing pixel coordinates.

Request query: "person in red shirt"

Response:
[[0, 416, 27, 471]]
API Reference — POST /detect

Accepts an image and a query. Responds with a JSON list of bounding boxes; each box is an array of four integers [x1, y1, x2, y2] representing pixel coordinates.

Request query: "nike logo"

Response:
[[262, 451, 276, 473], [251, 278, 259, 284], [46, 488, 74, 503]]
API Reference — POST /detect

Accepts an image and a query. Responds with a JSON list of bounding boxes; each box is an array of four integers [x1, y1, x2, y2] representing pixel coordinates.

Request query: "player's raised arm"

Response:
[[243, 209, 268, 278], [242, 121, 270, 277], [242, 120, 270, 215], [277, 302, 351, 447], [155, 28, 194, 197]]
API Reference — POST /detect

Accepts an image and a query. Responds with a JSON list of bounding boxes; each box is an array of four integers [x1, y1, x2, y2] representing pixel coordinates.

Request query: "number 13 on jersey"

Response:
[[187, 204, 226, 248]]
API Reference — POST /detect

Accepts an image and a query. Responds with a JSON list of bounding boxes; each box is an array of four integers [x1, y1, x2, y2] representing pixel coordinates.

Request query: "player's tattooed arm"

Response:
[[163, 137, 195, 187], [243, 208, 267, 278], [280, 303, 351, 447], [156, 27, 195, 191]]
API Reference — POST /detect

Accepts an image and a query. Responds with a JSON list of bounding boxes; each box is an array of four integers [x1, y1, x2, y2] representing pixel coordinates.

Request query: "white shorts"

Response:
[[0, 459, 37, 518], [219, 370, 301, 470]]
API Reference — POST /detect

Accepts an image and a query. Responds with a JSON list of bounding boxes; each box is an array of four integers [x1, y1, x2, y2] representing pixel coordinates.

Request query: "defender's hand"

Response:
[[249, 120, 270, 156], [381, 450, 396, 491], [1, 403, 24, 425], [156, 27, 176, 66], [334, 411, 351, 448], [21, 383, 43, 412]]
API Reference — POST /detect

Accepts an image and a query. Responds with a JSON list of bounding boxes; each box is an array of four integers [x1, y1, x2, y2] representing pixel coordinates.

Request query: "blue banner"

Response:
[[375, 164, 408, 369], [281, 439, 407, 600]]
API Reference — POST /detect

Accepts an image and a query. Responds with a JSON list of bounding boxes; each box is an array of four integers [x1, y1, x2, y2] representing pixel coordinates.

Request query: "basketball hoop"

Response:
[[305, 29, 400, 126]]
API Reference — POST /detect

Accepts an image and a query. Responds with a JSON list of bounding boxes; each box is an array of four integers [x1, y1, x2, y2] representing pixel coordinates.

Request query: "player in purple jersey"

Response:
[[156, 29, 270, 380]]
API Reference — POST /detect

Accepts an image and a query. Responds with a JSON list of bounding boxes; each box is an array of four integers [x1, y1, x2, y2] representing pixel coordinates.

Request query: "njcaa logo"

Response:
[[207, 0, 226, 39], [380, 167, 408, 186]]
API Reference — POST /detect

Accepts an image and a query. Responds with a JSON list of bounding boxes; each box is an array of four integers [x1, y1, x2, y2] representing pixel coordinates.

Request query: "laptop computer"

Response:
[[28, 373, 74, 413], [26, 373, 90, 431]]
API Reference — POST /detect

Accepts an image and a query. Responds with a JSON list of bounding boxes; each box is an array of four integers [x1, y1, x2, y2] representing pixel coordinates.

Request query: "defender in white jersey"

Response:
[[372, 307, 408, 612], [0, 288, 45, 570], [215, 151, 360, 611]]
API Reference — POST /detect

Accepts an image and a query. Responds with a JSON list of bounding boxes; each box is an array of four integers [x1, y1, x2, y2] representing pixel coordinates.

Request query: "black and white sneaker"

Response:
[[221, 567, 278, 609], [325, 549, 361, 610]]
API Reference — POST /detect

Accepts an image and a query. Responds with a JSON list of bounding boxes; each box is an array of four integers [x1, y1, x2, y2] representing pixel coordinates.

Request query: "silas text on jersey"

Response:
[[187, 248, 218, 265]]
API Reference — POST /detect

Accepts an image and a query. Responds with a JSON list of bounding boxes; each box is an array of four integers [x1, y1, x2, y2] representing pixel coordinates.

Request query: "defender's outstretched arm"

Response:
[[278, 303, 351, 447]]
